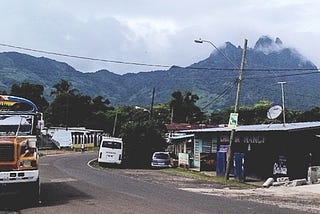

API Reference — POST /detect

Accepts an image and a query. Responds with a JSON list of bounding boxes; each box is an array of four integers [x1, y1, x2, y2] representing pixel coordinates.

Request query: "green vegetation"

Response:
[[4, 80, 320, 168], [0, 50, 319, 112], [161, 168, 254, 188], [5, 79, 320, 129], [169, 90, 203, 123]]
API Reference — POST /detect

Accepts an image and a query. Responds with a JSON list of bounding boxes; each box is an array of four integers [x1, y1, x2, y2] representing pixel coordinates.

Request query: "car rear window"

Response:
[[154, 153, 169, 159]]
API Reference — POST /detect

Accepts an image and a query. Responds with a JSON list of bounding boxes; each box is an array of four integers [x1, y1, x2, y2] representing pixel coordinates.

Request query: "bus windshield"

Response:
[[0, 114, 33, 136]]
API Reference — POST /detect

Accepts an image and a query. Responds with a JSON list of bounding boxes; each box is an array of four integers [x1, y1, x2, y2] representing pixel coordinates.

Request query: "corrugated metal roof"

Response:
[[169, 134, 194, 140], [180, 122, 320, 133]]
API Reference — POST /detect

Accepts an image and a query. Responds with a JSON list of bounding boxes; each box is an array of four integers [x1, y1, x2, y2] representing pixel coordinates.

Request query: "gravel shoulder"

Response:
[[104, 167, 320, 214]]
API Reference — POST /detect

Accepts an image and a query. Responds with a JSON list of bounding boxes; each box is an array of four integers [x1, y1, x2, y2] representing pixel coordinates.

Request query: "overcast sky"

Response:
[[1, 0, 320, 74]]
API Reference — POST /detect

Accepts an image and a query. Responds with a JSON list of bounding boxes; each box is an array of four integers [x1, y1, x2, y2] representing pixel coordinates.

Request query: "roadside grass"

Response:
[[162, 167, 255, 188], [39, 146, 99, 157], [89, 160, 256, 189]]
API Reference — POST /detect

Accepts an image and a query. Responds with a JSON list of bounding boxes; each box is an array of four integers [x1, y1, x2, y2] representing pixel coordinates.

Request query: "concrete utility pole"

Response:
[[278, 82, 286, 126], [150, 87, 155, 120], [112, 112, 118, 136], [225, 39, 248, 181]]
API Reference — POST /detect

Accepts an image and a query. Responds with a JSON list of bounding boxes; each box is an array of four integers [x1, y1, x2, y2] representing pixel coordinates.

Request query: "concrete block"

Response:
[[308, 166, 320, 184], [276, 177, 289, 182], [272, 181, 287, 186], [263, 177, 274, 188], [292, 179, 307, 187]]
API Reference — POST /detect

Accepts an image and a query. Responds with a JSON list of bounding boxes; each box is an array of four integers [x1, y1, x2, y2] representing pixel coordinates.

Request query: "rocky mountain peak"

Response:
[[254, 35, 284, 54], [275, 37, 283, 45]]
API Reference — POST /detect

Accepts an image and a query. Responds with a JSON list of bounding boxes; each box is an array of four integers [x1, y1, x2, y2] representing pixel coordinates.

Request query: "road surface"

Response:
[[0, 152, 308, 213]]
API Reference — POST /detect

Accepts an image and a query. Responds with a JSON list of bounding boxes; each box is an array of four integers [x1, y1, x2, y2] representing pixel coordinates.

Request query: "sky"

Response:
[[1, 0, 320, 74]]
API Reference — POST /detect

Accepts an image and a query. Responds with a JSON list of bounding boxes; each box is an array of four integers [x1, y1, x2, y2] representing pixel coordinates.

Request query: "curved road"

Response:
[[0, 152, 307, 213]]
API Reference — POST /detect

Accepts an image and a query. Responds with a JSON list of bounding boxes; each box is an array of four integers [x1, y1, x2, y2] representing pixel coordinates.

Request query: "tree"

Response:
[[86, 98, 114, 132], [10, 82, 49, 112], [120, 120, 166, 168], [297, 107, 319, 122], [47, 80, 83, 127], [46, 79, 115, 129], [209, 100, 304, 125], [91, 96, 111, 112], [50, 79, 78, 97], [169, 90, 203, 123]]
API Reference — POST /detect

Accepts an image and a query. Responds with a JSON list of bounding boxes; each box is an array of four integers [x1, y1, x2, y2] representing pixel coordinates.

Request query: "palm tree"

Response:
[[50, 79, 78, 97]]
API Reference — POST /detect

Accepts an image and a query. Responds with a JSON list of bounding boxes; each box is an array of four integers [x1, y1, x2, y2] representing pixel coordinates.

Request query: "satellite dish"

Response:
[[267, 105, 282, 119]]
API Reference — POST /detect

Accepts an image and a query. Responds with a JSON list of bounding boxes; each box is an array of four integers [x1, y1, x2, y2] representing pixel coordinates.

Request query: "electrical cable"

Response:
[[1, 42, 320, 73], [0, 43, 171, 68], [201, 80, 237, 110]]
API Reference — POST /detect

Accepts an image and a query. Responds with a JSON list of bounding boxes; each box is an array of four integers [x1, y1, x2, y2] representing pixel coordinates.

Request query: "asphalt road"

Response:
[[0, 152, 309, 214]]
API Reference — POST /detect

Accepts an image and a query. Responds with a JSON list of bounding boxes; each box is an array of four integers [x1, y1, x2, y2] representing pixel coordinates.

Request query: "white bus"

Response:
[[98, 137, 123, 165]]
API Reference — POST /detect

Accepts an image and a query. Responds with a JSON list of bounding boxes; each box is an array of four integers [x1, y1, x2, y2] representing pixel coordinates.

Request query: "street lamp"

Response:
[[194, 38, 238, 69], [135, 106, 151, 120], [134, 106, 151, 113]]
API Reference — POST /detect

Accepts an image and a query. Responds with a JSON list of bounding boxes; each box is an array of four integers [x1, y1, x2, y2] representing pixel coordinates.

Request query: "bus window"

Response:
[[102, 141, 121, 149]]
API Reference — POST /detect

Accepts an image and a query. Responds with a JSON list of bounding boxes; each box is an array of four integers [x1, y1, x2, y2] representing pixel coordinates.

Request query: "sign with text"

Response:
[[243, 135, 265, 144], [228, 113, 238, 129], [178, 153, 189, 167]]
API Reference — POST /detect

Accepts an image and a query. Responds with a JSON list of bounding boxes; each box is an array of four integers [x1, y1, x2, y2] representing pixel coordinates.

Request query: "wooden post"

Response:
[[225, 39, 248, 181]]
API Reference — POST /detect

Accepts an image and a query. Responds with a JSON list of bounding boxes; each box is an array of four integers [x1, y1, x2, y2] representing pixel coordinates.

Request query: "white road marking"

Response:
[[87, 158, 99, 170], [50, 178, 77, 183]]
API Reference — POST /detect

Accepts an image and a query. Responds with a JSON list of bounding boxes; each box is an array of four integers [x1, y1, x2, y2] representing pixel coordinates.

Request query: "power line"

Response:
[[186, 67, 320, 72], [1, 42, 319, 82], [244, 71, 320, 79], [0, 43, 171, 68], [1, 42, 319, 111], [1, 42, 320, 73], [201, 81, 237, 110]]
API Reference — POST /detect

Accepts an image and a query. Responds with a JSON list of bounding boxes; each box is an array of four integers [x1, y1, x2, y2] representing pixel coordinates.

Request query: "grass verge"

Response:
[[161, 167, 255, 188]]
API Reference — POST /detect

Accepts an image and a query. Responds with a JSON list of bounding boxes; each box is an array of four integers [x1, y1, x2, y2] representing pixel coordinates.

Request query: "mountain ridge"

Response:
[[0, 36, 319, 111]]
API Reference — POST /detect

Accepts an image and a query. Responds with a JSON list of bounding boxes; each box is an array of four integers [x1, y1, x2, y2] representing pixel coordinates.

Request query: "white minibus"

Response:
[[98, 137, 123, 165]]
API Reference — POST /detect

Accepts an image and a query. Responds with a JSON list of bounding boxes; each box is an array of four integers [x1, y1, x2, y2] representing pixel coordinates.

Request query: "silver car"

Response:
[[151, 152, 171, 168]]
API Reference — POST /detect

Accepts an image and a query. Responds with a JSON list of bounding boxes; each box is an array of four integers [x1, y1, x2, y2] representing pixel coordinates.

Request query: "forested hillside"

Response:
[[0, 36, 319, 111]]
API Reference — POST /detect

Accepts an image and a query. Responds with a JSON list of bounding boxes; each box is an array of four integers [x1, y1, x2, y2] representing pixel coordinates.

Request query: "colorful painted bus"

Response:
[[0, 95, 43, 203]]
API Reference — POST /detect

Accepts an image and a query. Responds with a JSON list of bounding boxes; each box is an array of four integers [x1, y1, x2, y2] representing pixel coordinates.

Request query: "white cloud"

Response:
[[0, 0, 320, 74]]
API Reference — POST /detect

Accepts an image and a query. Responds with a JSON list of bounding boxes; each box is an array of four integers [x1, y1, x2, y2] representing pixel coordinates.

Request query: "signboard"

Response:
[[228, 113, 238, 129], [273, 155, 287, 176], [193, 139, 202, 168], [178, 153, 189, 167], [243, 135, 265, 144], [220, 135, 240, 143], [219, 145, 229, 152], [0, 95, 37, 112]]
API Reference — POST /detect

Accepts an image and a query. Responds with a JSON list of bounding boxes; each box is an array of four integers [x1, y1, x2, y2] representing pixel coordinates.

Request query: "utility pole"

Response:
[[150, 87, 155, 120], [112, 112, 118, 136], [225, 39, 248, 181], [278, 82, 286, 126]]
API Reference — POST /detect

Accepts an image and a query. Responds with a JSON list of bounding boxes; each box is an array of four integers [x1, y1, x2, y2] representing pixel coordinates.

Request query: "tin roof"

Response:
[[169, 134, 194, 140], [180, 122, 320, 133], [165, 123, 218, 131]]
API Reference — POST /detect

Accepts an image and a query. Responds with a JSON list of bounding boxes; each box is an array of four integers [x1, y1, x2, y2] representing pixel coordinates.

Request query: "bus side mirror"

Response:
[[37, 120, 44, 131]]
